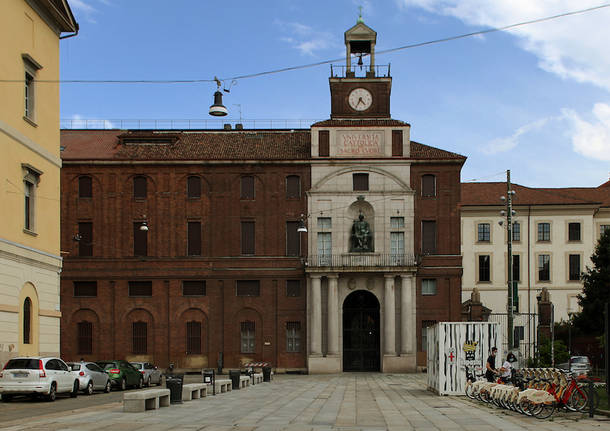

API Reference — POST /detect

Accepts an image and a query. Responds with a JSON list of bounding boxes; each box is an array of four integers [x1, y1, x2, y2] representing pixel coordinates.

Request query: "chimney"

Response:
[[223, 124, 232, 130]]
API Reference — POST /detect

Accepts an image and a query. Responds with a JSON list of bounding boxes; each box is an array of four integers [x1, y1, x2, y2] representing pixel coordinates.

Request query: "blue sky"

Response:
[[61, 0, 610, 188]]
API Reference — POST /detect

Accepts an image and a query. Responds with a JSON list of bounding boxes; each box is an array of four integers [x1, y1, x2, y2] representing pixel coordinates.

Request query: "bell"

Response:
[[209, 90, 228, 117], [357, 54, 363, 70]]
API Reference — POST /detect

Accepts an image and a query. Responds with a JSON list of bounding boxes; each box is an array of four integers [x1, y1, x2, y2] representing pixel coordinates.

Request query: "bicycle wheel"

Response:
[[465, 381, 476, 399], [533, 402, 555, 419], [519, 399, 534, 416], [567, 388, 587, 412]]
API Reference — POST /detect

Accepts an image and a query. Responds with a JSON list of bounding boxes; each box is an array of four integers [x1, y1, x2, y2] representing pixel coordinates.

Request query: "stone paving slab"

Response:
[[1, 373, 609, 430]]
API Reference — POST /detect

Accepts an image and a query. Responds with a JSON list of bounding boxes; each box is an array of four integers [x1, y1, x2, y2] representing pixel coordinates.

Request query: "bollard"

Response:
[[589, 380, 594, 418]]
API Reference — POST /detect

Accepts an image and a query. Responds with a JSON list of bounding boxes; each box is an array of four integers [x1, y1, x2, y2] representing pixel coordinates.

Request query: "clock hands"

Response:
[[356, 97, 365, 106]]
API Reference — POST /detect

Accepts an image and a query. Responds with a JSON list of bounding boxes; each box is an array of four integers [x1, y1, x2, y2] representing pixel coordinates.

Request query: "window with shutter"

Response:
[[187, 176, 201, 199], [392, 130, 403, 156], [286, 175, 300, 199], [133, 222, 148, 256], [78, 222, 93, 256], [422, 221, 436, 254], [241, 221, 255, 255], [187, 221, 201, 256], [78, 176, 92, 198], [318, 131, 329, 156], [241, 176, 254, 199], [286, 221, 300, 256]]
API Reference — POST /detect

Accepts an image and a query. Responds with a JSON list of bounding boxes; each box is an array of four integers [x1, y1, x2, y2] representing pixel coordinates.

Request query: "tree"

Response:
[[573, 229, 610, 335]]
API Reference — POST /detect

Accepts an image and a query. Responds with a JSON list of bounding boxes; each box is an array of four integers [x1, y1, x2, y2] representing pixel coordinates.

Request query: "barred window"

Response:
[[128, 281, 152, 297], [286, 280, 301, 297], [77, 321, 93, 355], [74, 281, 97, 297], [182, 280, 206, 296], [240, 321, 255, 353], [236, 280, 260, 296], [132, 321, 147, 354], [286, 322, 301, 352], [186, 321, 201, 354]]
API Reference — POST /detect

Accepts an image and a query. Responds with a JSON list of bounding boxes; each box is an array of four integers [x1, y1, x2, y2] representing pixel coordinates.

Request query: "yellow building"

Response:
[[0, 0, 77, 365]]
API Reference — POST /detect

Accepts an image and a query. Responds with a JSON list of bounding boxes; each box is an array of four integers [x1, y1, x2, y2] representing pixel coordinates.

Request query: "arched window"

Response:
[[78, 176, 92, 198], [133, 176, 147, 199], [23, 297, 31, 344], [187, 176, 201, 199]]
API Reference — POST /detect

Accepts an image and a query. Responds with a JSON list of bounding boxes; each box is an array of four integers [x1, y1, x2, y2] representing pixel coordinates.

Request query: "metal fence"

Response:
[[60, 118, 322, 130], [306, 253, 417, 268], [488, 312, 539, 362]]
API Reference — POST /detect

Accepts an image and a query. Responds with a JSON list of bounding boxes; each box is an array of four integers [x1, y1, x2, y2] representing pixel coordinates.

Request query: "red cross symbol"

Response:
[[449, 351, 455, 362]]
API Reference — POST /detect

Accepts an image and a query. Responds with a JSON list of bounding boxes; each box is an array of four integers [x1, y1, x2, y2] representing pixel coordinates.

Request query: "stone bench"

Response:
[[123, 388, 170, 413], [253, 373, 263, 384], [182, 383, 210, 401], [214, 378, 232, 393], [239, 375, 250, 388]]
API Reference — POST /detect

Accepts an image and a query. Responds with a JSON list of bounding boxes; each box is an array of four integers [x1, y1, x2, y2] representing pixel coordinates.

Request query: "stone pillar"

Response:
[[384, 274, 396, 355], [310, 275, 322, 355], [400, 275, 412, 354], [327, 274, 339, 355]]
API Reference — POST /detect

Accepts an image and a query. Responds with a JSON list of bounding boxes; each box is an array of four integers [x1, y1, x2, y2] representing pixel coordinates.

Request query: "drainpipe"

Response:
[[60, 23, 79, 40]]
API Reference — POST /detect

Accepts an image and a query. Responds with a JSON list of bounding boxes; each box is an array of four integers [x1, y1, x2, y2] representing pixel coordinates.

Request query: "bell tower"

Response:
[[330, 15, 392, 119]]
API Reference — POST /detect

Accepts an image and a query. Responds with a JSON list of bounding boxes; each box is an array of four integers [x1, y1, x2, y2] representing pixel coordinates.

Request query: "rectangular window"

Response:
[[538, 255, 550, 281], [78, 176, 92, 198], [186, 321, 202, 354], [286, 321, 301, 352], [569, 254, 581, 281], [236, 280, 260, 296], [537, 223, 550, 241], [74, 281, 97, 297], [511, 255, 520, 282], [241, 176, 254, 199], [133, 176, 147, 199], [601, 225, 610, 236], [241, 221, 255, 255], [132, 322, 147, 354], [390, 232, 405, 264], [286, 280, 301, 297], [317, 232, 332, 265], [187, 176, 201, 199], [286, 175, 300, 199], [187, 221, 201, 256], [422, 175, 436, 197], [392, 130, 403, 156], [568, 222, 581, 241], [512, 222, 520, 242], [78, 222, 93, 256], [422, 279, 437, 295], [24, 71, 35, 119], [478, 255, 490, 282], [317, 217, 331, 230], [353, 173, 369, 191], [77, 321, 93, 355], [24, 180, 34, 231], [422, 221, 436, 254], [390, 217, 404, 229], [421, 320, 436, 351], [477, 223, 490, 242], [240, 321, 255, 353], [286, 221, 300, 256], [133, 222, 148, 256], [318, 130, 329, 157], [128, 281, 152, 297], [182, 280, 206, 296]]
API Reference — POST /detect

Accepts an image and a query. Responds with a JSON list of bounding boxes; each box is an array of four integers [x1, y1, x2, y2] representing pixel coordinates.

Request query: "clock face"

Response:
[[348, 88, 373, 111]]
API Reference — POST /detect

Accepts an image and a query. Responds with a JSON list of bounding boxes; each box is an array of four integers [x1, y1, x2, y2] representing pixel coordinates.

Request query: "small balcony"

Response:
[[330, 64, 391, 79], [305, 253, 418, 272]]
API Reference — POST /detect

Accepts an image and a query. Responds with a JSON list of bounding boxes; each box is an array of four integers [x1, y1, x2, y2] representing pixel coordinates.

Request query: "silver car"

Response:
[[67, 362, 111, 395], [130, 362, 162, 387]]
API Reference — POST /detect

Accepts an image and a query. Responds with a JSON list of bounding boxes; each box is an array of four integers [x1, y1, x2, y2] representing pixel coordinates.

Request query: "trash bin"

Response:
[[229, 369, 241, 390], [262, 366, 271, 382], [166, 374, 184, 404], [202, 369, 215, 395]]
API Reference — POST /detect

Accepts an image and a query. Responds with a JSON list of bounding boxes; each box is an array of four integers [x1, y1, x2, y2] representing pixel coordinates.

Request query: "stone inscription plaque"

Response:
[[336, 131, 384, 157]]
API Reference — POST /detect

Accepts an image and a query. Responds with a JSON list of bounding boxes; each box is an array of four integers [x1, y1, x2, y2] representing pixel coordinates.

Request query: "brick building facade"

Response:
[[59, 19, 465, 372]]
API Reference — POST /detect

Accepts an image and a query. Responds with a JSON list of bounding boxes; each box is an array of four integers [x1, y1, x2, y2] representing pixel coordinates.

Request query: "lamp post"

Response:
[[500, 170, 516, 352]]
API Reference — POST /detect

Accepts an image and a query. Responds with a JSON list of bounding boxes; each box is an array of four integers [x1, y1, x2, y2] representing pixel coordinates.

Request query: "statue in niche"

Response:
[[350, 213, 373, 252]]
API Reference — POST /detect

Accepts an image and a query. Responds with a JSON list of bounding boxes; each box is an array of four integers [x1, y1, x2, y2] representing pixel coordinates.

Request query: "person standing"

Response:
[[499, 352, 516, 383], [485, 347, 498, 382]]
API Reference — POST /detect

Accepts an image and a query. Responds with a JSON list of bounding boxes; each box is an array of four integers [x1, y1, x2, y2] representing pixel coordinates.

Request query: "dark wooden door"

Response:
[[343, 290, 380, 371]]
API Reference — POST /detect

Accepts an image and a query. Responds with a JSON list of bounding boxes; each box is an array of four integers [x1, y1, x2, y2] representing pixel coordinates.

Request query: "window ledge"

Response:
[[23, 116, 38, 127], [476, 281, 492, 284], [537, 280, 552, 283], [23, 228, 38, 237]]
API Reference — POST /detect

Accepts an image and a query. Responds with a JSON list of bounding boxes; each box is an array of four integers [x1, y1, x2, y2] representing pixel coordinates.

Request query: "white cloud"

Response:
[[275, 20, 338, 56], [399, 1, 610, 91], [564, 103, 610, 161], [69, 0, 110, 23], [482, 117, 550, 154]]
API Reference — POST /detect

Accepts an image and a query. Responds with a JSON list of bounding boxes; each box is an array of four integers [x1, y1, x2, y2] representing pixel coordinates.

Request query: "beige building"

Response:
[[461, 180, 610, 329], [0, 0, 77, 365]]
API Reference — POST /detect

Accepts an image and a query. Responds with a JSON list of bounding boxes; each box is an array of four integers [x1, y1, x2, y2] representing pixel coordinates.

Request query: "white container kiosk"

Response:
[[427, 322, 502, 395]]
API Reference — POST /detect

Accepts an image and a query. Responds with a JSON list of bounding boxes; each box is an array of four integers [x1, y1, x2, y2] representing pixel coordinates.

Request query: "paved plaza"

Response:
[[1, 373, 609, 431]]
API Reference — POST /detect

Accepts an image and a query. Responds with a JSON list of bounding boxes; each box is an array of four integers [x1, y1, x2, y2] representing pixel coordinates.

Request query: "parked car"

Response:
[[96, 360, 143, 390], [67, 362, 111, 395], [0, 357, 79, 402], [130, 362, 162, 387], [558, 355, 591, 376]]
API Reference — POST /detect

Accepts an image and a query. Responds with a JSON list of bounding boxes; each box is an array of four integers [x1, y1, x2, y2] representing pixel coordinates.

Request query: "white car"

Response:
[[0, 357, 79, 402], [130, 362, 163, 387], [67, 361, 111, 394]]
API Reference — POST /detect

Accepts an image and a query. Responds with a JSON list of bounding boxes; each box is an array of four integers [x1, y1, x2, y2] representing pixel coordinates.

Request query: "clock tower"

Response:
[[329, 17, 391, 119]]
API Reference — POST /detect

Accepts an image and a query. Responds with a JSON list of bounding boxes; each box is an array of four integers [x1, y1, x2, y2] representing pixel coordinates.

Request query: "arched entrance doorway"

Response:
[[343, 290, 380, 371]]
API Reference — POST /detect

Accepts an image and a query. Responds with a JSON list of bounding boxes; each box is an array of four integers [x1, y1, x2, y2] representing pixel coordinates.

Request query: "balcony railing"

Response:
[[60, 118, 322, 130], [306, 253, 417, 269], [330, 64, 391, 78]]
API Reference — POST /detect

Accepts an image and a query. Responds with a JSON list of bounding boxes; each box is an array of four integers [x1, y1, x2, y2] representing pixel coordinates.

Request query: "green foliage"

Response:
[[573, 229, 610, 335], [533, 337, 570, 367]]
